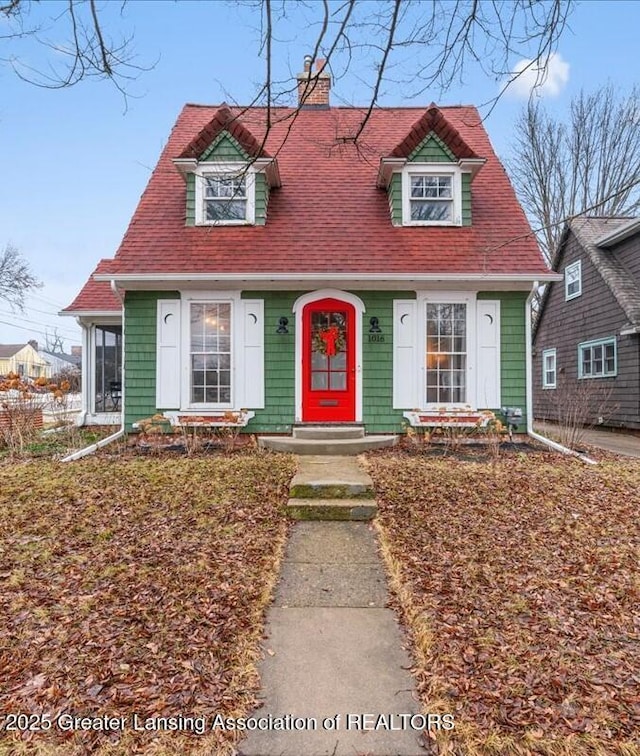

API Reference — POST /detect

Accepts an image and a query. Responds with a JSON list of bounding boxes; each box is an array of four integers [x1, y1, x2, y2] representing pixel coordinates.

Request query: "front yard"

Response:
[[0, 454, 295, 755], [1, 448, 639, 755], [371, 453, 640, 755]]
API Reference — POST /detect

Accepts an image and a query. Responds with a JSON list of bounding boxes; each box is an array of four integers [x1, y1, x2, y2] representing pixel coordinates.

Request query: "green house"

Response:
[[63, 60, 555, 441]]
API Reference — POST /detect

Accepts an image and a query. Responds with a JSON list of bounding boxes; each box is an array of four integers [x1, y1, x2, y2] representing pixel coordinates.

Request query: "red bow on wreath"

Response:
[[319, 325, 340, 356]]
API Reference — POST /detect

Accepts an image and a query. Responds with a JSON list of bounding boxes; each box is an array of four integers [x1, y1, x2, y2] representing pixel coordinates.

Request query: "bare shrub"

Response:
[[0, 373, 66, 454], [546, 375, 617, 449]]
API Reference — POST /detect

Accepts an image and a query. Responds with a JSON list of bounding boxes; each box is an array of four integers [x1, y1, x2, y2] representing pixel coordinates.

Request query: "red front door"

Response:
[[302, 298, 356, 422]]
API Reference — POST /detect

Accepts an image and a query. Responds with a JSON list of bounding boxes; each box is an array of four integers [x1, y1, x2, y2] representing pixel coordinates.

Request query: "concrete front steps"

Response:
[[287, 455, 377, 521], [259, 424, 398, 455]]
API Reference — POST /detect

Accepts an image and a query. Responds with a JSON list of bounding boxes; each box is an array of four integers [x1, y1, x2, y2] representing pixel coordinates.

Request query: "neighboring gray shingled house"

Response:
[[533, 216, 640, 431]]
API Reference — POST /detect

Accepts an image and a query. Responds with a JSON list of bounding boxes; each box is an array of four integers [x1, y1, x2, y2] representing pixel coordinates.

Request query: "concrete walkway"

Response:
[[239, 521, 425, 755], [534, 422, 640, 458]]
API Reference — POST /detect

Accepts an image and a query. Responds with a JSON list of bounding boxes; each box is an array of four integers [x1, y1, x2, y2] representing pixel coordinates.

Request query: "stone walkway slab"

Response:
[[239, 519, 425, 756], [289, 456, 375, 499], [274, 563, 388, 607]]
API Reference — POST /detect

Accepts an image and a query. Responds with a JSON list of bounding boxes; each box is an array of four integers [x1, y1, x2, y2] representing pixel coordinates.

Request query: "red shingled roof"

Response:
[[389, 104, 480, 160], [66, 103, 549, 312], [63, 266, 121, 313], [177, 104, 271, 160]]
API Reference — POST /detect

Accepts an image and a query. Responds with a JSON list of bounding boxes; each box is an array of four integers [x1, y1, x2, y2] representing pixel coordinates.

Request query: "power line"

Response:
[[484, 175, 640, 256], [0, 312, 79, 336], [28, 292, 66, 309]]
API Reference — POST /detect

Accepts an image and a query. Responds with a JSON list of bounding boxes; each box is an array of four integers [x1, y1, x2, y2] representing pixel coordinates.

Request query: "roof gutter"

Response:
[[94, 271, 562, 284], [525, 282, 597, 465], [594, 217, 640, 247]]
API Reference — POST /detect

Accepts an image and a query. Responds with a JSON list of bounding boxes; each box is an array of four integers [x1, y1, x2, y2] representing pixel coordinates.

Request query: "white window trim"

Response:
[[401, 165, 462, 227], [578, 337, 617, 379], [542, 348, 557, 389], [180, 291, 242, 410], [417, 291, 477, 409], [565, 260, 582, 300], [194, 163, 256, 226]]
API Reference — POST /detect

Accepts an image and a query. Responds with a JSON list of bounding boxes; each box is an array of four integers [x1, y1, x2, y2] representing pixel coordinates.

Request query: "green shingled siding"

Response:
[[408, 133, 455, 162], [123, 289, 525, 434], [388, 173, 402, 226], [478, 291, 528, 429], [186, 173, 195, 227], [243, 290, 413, 433], [242, 290, 300, 433], [124, 291, 180, 430], [361, 290, 415, 432], [201, 132, 249, 161], [461, 172, 471, 226], [255, 173, 268, 226]]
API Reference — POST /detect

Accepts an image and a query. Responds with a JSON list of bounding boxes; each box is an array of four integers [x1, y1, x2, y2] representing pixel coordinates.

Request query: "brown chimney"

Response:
[[297, 56, 331, 108], [71, 345, 82, 357]]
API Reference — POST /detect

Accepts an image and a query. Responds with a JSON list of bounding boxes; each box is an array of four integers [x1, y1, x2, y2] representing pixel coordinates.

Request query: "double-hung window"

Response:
[[565, 260, 582, 300], [189, 302, 232, 405], [195, 165, 255, 225], [542, 348, 557, 389], [203, 174, 246, 222], [410, 175, 453, 222], [579, 338, 616, 379], [402, 167, 460, 226], [426, 302, 467, 403]]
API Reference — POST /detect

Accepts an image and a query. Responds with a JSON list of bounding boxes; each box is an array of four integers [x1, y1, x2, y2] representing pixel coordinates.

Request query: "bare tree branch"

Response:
[[0, 244, 42, 311], [1, 0, 151, 100], [509, 84, 640, 263]]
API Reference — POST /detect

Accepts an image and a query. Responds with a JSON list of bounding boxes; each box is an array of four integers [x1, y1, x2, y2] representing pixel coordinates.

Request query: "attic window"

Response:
[[204, 175, 246, 222], [195, 165, 255, 225], [410, 175, 453, 222], [564, 260, 582, 300], [402, 166, 461, 226]]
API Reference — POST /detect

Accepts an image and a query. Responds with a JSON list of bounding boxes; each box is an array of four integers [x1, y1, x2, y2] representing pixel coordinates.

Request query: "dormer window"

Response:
[[402, 166, 461, 226], [204, 174, 247, 222], [409, 175, 453, 222], [195, 165, 255, 225]]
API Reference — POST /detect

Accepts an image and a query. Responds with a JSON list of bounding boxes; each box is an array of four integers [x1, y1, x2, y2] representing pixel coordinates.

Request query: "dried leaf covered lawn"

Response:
[[0, 454, 296, 755], [370, 453, 640, 755]]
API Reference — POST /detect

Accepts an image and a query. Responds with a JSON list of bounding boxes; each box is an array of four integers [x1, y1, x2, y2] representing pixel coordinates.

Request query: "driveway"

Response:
[[534, 421, 640, 458]]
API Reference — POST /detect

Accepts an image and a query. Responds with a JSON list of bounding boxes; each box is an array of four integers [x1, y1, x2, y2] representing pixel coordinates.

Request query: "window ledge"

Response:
[[195, 220, 254, 227]]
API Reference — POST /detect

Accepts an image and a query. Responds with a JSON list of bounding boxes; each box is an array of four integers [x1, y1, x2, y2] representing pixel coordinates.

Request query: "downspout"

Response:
[[62, 280, 126, 462], [525, 282, 597, 465]]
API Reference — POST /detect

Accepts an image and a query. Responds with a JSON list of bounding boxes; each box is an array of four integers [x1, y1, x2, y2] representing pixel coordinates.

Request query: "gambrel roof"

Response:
[[65, 103, 550, 313]]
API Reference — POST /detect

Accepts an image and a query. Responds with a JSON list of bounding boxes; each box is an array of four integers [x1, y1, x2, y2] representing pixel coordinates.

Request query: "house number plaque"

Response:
[[368, 334, 385, 343]]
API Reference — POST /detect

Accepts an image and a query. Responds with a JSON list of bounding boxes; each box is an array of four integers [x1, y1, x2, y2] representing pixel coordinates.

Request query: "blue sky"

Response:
[[1, 0, 638, 350]]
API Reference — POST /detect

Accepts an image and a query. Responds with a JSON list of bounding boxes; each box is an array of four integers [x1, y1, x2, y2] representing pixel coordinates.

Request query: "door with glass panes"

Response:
[[302, 298, 355, 422]]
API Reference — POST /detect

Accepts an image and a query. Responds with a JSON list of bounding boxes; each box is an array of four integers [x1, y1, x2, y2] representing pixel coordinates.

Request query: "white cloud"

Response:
[[507, 52, 570, 99]]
